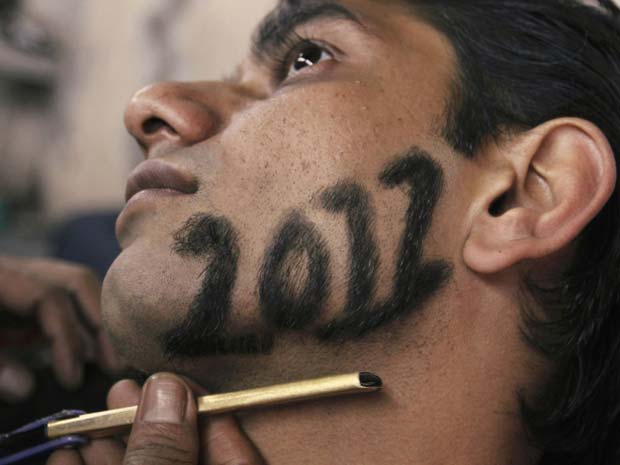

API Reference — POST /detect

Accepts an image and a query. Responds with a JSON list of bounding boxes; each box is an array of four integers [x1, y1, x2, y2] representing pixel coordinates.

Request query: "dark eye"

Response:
[[286, 42, 332, 80]]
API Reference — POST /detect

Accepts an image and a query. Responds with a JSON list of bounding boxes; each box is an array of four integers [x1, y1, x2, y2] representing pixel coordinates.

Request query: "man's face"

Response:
[[103, 0, 470, 388]]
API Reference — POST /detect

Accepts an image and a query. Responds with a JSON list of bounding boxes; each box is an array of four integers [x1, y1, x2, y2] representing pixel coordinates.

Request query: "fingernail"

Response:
[[141, 375, 188, 424], [0, 364, 35, 402]]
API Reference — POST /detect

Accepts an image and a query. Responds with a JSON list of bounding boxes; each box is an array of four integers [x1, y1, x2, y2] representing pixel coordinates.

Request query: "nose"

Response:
[[124, 81, 249, 157]]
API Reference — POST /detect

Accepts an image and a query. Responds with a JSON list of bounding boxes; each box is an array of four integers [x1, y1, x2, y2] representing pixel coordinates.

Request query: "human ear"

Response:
[[463, 118, 617, 274]]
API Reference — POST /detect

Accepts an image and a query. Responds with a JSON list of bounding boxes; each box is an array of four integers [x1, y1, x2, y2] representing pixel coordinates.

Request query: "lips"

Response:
[[125, 159, 198, 202]]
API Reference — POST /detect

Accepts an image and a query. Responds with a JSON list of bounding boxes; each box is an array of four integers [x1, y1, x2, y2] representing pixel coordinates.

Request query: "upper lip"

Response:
[[125, 159, 198, 202]]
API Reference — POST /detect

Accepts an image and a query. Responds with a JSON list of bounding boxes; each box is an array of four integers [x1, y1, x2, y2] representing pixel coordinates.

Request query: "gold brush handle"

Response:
[[47, 372, 382, 439]]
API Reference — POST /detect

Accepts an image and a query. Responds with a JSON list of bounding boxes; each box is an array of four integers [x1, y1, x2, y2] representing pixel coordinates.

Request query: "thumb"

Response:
[[124, 373, 198, 465], [0, 357, 35, 403]]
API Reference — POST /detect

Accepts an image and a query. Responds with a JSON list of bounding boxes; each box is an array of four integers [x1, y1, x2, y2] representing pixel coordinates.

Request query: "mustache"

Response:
[[163, 146, 453, 359]]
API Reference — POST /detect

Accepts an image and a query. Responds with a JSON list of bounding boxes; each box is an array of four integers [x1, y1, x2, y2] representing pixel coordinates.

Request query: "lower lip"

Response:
[[116, 188, 185, 237], [126, 188, 184, 206]]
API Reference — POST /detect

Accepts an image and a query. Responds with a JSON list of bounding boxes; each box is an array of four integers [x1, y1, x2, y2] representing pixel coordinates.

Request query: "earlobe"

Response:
[[463, 118, 617, 274]]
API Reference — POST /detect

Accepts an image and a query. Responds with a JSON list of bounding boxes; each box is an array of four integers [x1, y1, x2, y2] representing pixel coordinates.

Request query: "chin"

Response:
[[100, 307, 166, 376], [102, 258, 174, 372], [102, 237, 205, 360]]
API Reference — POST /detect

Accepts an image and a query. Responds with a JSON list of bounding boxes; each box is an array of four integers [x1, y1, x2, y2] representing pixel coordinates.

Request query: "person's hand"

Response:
[[48, 373, 266, 465], [0, 256, 121, 402]]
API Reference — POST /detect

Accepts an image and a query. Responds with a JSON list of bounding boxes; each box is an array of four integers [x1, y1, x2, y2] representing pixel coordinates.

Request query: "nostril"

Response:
[[142, 117, 173, 135]]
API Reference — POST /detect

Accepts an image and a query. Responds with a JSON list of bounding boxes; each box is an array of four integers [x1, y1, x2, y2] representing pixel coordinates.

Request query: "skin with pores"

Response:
[[163, 150, 450, 358], [99, 1, 617, 464], [104, 0, 464, 387]]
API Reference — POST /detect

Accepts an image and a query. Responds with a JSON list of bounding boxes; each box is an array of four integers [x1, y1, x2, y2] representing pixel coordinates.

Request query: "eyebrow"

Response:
[[252, 1, 362, 61]]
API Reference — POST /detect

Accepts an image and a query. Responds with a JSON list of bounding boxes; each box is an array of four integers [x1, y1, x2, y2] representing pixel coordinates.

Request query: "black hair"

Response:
[[403, 1, 620, 463]]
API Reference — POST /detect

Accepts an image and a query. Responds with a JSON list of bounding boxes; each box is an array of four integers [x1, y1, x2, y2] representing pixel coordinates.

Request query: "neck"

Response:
[[190, 283, 546, 464], [239, 350, 539, 465]]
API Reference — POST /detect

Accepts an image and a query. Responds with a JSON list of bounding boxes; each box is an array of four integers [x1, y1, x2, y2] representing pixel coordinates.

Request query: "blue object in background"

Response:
[[0, 201, 7, 232], [52, 211, 121, 278], [0, 410, 86, 465]]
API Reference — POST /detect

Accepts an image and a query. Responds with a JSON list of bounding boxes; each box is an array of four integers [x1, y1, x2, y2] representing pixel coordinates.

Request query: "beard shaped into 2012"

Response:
[[163, 148, 453, 359]]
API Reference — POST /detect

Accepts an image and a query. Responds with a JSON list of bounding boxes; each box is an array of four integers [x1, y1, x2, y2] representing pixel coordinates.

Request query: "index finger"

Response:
[[67, 380, 141, 465]]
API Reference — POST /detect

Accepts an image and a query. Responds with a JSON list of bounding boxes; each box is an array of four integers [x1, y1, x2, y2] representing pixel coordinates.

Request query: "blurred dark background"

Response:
[[0, 0, 275, 462]]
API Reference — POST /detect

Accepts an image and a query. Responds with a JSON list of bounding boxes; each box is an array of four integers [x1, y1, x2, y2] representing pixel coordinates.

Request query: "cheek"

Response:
[[421, 152, 468, 262], [219, 81, 429, 196], [205, 85, 434, 323]]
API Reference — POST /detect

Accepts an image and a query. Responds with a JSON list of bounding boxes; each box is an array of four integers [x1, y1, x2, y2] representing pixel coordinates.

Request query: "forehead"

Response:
[[253, 0, 363, 58], [263, 0, 410, 32], [275, 0, 406, 11], [250, 0, 447, 63]]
